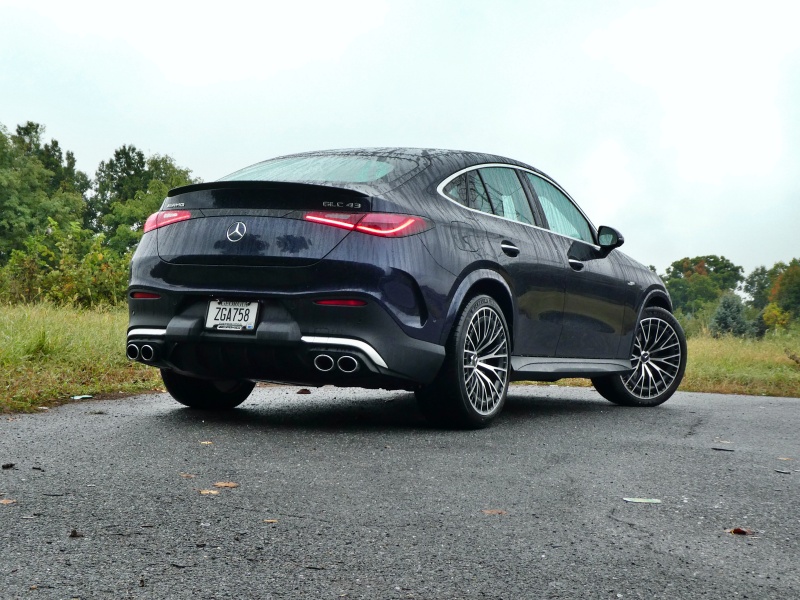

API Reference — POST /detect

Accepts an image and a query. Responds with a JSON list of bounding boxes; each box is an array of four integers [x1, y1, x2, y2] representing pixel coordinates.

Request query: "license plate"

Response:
[[205, 300, 258, 332]]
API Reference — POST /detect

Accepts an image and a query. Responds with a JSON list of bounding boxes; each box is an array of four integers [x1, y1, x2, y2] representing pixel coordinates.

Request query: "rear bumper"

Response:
[[126, 296, 445, 389]]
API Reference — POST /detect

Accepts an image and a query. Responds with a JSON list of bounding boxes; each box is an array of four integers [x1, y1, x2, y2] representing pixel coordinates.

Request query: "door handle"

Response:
[[568, 258, 584, 271], [500, 241, 520, 257]]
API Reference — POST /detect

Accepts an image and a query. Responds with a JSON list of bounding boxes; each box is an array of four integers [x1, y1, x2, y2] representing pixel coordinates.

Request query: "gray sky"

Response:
[[2, 0, 798, 275]]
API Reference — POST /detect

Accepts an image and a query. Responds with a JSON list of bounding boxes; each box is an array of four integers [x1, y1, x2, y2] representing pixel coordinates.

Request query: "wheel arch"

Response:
[[638, 287, 673, 318], [439, 269, 515, 348]]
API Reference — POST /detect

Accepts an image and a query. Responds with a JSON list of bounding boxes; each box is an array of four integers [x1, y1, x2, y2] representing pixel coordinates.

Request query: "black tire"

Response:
[[160, 369, 255, 410], [416, 294, 510, 429], [592, 306, 687, 407]]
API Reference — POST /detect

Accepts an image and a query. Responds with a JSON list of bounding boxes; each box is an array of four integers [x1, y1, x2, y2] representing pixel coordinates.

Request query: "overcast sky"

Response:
[[2, 0, 798, 275]]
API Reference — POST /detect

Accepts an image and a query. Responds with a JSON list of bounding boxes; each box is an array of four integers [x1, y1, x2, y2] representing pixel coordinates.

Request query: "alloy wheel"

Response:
[[623, 316, 682, 399], [462, 306, 509, 415]]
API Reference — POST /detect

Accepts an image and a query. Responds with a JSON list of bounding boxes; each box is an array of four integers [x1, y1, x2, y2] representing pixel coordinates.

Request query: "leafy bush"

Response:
[[0, 219, 129, 306]]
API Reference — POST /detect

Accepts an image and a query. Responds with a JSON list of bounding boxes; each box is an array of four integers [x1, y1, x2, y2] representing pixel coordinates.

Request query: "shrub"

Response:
[[709, 292, 749, 337]]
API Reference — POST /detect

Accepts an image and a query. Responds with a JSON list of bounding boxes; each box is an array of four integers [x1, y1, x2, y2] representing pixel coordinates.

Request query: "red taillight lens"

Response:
[[143, 210, 192, 233], [130, 292, 161, 299], [303, 212, 431, 237], [314, 299, 367, 307], [304, 212, 365, 231]]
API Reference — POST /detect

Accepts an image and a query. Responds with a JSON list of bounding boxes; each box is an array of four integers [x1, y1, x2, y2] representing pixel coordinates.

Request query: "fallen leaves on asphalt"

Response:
[[199, 490, 219, 496], [199, 441, 213, 445], [1, 498, 17, 505], [263, 519, 279, 524], [179, 473, 196, 479], [213, 482, 239, 489], [481, 509, 508, 515], [725, 527, 755, 535]]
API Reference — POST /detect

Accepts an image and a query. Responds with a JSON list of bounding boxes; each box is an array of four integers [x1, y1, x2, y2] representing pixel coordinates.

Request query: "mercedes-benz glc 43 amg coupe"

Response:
[[127, 148, 686, 428]]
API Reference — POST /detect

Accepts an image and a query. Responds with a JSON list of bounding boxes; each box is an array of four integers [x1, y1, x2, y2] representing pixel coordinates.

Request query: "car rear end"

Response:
[[127, 154, 449, 390]]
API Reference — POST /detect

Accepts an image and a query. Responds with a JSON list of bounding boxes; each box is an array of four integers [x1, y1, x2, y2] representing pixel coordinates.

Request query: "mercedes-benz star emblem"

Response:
[[226, 221, 247, 242]]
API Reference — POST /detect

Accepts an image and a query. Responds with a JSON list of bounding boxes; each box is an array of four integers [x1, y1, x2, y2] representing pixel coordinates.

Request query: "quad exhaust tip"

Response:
[[337, 355, 359, 373], [313, 354, 335, 372], [140, 344, 156, 362]]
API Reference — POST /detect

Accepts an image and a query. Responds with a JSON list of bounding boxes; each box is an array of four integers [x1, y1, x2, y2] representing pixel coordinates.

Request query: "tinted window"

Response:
[[442, 174, 468, 205], [478, 168, 535, 225], [221, 154, 421, 185], [525, 173, 594, 243], [468, 171, 496, 215]]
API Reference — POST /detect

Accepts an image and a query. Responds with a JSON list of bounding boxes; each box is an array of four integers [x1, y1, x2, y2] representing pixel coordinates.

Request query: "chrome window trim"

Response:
[[436, 163, 600, 248], [127, 328, 167, 337], [301, 336, 388, 369]]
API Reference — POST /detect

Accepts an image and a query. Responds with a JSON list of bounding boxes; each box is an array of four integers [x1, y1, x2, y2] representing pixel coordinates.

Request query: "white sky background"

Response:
[[1, 0, 798, 275]]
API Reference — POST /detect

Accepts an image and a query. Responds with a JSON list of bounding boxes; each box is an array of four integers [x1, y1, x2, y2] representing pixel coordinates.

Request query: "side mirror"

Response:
[[597, 225, 624, 251]]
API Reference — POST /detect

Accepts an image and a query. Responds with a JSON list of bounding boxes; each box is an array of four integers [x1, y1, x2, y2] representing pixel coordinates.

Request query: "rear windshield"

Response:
[[220, 154, 421, 185]]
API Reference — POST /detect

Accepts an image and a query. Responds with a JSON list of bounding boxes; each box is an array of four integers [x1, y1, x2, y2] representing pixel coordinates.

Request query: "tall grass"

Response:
[[0, 303, 160, 412], [682, 330, 800, 397]]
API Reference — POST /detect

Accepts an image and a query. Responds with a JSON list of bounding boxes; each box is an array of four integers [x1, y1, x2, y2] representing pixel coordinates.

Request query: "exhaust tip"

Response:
[[313, 354, 334, 372], [337, 355, 359, 374], [126, 343, 140, 361], [140, 344, 156, 362]]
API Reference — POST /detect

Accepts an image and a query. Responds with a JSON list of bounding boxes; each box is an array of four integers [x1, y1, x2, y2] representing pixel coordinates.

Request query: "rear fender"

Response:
[[439, 269, 515, 347]]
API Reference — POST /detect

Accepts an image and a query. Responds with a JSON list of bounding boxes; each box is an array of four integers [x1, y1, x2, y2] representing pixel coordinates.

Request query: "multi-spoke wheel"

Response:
[[416, 294, 510, 428], [592, 307, 687, 407], [161, 369, 255, 410]]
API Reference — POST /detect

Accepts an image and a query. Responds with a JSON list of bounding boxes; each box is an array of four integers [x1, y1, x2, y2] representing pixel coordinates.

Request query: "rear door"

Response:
[[465, 167, 566, 357]]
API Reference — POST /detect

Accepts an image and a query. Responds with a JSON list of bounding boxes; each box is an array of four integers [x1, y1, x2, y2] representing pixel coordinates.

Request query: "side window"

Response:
[[467, 170, 495, 215], [524, 173, 594, 243], [477, 167, 535, 225], [442, 174, 467, 206]]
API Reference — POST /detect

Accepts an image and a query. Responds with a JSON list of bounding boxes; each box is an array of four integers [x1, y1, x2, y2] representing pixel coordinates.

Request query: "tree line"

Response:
[[0, 120, 197, 305], [1, 120, 798, 335], [663, 255, 799, 336]]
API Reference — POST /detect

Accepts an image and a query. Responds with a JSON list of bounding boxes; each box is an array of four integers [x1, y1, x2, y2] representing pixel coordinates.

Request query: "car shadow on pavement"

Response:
[[148, 387, 621, 433]]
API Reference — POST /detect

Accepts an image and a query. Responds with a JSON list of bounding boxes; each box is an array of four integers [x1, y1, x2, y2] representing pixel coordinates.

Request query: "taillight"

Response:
[[130, 292, 161, 299], [303, 212, 432, 237], [143, 210, 192, 233]]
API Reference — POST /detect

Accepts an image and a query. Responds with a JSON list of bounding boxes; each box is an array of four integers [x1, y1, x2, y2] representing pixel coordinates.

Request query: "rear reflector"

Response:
[[143, 210, 193, 233], [304, 212, 431, 237], [130, 292, 161, 299], [314, 299, 367, 307]]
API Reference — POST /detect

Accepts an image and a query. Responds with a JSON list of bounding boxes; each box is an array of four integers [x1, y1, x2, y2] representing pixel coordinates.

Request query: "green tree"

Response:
[[90, 147, 198, 235], [0, 124, 85, 264], [665, 255, 744, 292], [89, 144, 148, 231], [666, 274, 722, 314], [102, 154, 198, 253], [664, 255, 744, 315], [11, 121, 90, 198], [770, 259, 800, 317]]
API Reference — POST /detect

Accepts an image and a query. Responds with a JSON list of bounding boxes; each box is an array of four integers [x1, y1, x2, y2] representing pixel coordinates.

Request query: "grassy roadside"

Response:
[[1, 304, 161, 412], [2, 304, 799, 413]]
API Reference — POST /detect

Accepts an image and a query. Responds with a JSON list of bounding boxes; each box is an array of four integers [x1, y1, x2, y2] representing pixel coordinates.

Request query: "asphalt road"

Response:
[[1, 385, 798, 599]]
